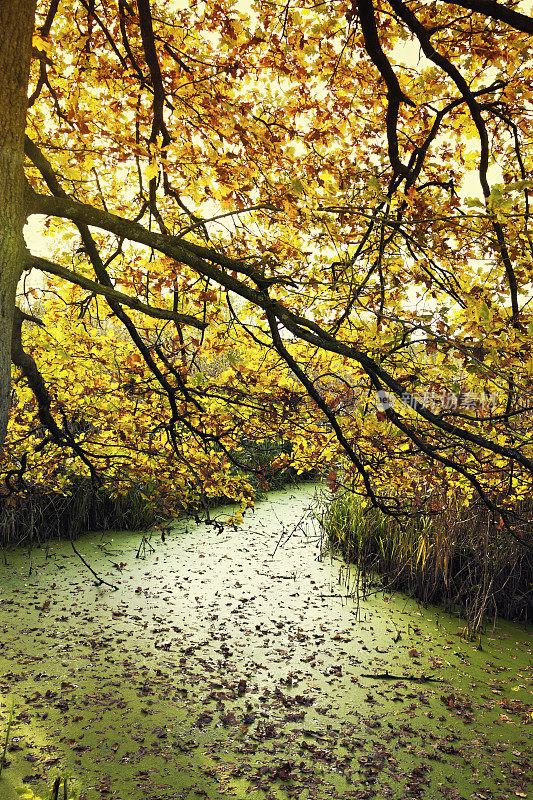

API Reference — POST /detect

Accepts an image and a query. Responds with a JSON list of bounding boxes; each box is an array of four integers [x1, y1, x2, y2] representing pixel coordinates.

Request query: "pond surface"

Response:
[[0, 484, 531, 800]]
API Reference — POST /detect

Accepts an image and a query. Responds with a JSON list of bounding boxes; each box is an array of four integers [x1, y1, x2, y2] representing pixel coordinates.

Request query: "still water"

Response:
[[0, 484, 531, 799]]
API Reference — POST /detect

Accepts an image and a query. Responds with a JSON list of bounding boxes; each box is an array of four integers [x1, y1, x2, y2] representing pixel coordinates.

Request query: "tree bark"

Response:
[[0, 0, 36, 453]]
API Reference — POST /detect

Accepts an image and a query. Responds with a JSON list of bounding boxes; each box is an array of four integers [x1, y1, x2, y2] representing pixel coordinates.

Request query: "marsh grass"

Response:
[[320, 490, 532, 635], [0, 695, 14, 778], [0, 477, 164, 551], [0, 438, 311, 551], [17, 775, 85, 800]]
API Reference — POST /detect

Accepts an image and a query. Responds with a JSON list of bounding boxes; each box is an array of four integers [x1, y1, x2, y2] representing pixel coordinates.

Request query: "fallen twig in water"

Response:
[[71, 539, 118, 590], [360, 672, 445, 683]]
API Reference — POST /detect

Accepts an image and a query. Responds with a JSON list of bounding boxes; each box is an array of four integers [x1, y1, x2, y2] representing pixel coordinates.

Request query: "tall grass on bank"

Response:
[[0, 478, 161, 551], [320, 490, 532, 635], [16, 776, 85, 800], [0, 696, 15, 778], [0, 438, 314, 550]]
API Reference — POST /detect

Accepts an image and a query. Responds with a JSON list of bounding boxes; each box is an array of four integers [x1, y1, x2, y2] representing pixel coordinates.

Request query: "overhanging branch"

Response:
[[357, 0, 415, 176], [26, 187, 274, 305], [30, 254, 206, 329], [25, 187, 533, 482], [438, 0, 533, 34], [11, 307, 98, 479]]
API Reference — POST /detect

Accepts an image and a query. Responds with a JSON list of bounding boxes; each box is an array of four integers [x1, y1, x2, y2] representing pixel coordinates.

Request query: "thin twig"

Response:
[[70, 539, 118, 589]]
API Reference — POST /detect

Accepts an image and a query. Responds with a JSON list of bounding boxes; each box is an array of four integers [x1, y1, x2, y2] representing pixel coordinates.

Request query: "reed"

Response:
[[320, 489, 532, 634], [0, 695, 14, 778], [0, 437, 311, 551], [16, 775, 85, 800], [0, 477, 164, 550]]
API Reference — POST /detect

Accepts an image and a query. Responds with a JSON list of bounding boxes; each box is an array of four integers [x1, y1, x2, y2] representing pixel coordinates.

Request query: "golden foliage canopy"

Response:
[[3, 0, 533, 532]]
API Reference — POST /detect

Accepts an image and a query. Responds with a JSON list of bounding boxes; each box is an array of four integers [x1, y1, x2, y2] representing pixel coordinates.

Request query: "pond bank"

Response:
[[320, 490, 532, 631], [0, 484, 531, 800]]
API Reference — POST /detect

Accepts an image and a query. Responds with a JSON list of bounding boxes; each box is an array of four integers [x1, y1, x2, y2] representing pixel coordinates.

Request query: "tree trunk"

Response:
[[0, 0, 36, 453]]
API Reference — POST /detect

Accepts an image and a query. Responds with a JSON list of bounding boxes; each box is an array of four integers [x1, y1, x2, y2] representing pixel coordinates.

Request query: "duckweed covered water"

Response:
[[0, 484, 531, 800]]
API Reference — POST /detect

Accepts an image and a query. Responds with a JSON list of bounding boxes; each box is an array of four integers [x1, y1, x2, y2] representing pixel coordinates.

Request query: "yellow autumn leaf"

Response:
[[145, 161, 159, 181]]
